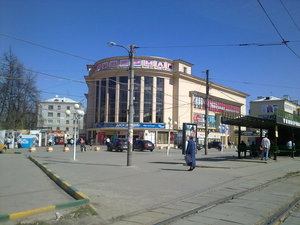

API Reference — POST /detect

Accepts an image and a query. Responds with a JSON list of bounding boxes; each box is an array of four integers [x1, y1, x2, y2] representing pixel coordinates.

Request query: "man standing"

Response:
[[105, 137, 111, 150], [261, 134, 271, 161]]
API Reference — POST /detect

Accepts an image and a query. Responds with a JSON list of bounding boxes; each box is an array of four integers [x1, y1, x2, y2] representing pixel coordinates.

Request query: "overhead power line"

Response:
[[140, 41, 293, 49], [257, 0, 300, 61], [0, 33, 96, 62], [279, 0, 300, 34]]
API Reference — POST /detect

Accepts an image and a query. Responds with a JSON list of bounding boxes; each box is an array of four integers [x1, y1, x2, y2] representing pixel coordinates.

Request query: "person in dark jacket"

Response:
[[186, 136, 196, 171]]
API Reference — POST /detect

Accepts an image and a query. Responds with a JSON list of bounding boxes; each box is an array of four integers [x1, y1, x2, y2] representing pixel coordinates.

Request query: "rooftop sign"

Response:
[[95, 59, 173, 72]]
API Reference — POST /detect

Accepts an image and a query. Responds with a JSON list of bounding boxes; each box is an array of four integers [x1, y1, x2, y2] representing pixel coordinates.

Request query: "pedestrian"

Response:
[[261, 134, 271, 161], [185, 136, 196, 171], [286, 140, 293, 150], [105, 137, 110, 150], [80, 138, 86, 152], [48, 138, 53, 146], [70, 138, 74, 145]]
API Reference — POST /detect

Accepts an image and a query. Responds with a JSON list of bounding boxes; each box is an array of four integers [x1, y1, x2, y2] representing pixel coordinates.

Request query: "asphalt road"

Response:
[[1, 145, 300, 225]]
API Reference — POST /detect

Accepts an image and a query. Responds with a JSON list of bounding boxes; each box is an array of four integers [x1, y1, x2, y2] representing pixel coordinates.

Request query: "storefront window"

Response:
[[156, 77, 164, 123], [157, 132, 168, 144], [144, 76, 153, 122], [119, 76, 128, 122]]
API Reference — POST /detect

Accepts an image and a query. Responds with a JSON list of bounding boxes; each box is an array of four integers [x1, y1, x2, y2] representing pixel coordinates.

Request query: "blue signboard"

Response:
[[96, 122, 166, 129]]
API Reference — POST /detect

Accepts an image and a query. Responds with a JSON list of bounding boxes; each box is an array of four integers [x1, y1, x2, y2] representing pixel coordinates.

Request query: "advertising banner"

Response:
[[182, 123, 197, 154]]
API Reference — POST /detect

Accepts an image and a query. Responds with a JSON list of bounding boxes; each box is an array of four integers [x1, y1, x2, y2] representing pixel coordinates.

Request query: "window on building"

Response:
[[134, 76, 141, 122], [183, 67, 187, 73], [100, 80, 106, 122], [66, 120, 69, 124], [95, 80, 99, 123], [56, 127, 60, 130], [57, 113, 61, 117], [57, 119, 60, 124], [57, 105, 61, 110], [48, 105, 54, 110], [144, 76, 153, 122], [66, 127, 69, 131], [48, 112, 53, 117], [119, 76, 128, 122], [67, 106, 70, 110], [108, 77, 116, 122], [48, 119, 53, 124], [156, 77, 164, 123]]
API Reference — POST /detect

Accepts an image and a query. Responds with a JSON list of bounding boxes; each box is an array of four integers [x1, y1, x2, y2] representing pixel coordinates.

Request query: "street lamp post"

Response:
[[108, 42, 138, 166], [66, 104, 84, 161]]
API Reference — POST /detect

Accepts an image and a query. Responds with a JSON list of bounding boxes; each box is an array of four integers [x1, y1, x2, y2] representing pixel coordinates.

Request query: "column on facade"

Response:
[[140, 76, 145, 123], [152, 76, 157, 123], [105, 78, 109, 122], [115, 77, 120, 122]]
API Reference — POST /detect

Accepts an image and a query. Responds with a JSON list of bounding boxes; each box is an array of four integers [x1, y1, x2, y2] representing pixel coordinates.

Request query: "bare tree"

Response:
[[0, 49, 40, 130]]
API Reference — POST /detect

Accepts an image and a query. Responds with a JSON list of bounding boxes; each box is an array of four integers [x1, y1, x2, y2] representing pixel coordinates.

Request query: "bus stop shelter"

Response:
[[221, 112, 300, 159]]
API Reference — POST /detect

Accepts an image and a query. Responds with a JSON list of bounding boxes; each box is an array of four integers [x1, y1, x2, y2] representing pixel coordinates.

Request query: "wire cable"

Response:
[[0, 33, 96, 62], [279, 0, 300, 34]]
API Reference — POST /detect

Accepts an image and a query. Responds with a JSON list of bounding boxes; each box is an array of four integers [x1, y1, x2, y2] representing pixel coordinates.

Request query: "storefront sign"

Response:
[[96, 123, 166, 129], [193, 95, 240, 114], [193, 113, 216, 128], [95, 59, 173, 72]]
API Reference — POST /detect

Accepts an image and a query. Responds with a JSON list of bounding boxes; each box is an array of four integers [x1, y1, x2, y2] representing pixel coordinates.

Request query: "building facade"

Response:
[[37, 97, 84, 144], [250, 95, 300, 119], [85, 56, 248, 146]]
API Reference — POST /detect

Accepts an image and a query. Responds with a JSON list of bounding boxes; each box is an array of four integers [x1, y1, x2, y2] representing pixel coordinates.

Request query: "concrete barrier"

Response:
[[28, 147, 36, 152], [46, 147, 53, 152]]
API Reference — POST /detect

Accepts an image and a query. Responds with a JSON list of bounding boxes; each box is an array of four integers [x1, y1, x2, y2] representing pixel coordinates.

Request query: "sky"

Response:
[[1, 0, 300, 113]]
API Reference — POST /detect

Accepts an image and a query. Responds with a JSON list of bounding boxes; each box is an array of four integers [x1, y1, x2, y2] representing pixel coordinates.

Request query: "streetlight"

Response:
[[66, 103, 84, 161], [107, 41, 138, 166]]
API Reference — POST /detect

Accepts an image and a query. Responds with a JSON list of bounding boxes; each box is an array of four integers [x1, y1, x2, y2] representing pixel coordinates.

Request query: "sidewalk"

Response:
[[1, 145, 300, 224]]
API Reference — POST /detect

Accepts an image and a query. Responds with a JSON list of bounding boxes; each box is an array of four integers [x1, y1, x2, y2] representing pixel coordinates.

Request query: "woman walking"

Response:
[[186, 136, 196, 171]]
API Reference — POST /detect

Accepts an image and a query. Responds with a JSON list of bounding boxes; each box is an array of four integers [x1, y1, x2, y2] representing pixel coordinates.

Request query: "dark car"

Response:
[[108, 139, 128, 152], [208, 141, 222, 150], [197, 143, 203, 150], [133, 140, 155, 151]]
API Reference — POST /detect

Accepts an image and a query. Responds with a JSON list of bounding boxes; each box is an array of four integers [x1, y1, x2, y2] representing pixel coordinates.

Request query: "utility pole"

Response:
[[127, 45, 135, 166], [107, 42, 137, 166], [204, 70, 209, 155]]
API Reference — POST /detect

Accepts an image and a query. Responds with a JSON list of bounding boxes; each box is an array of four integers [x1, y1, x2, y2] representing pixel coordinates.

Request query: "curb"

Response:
[[0, 156, 91, 222], [0, 199, 89, 222], [0, 151, 22, 154], [28, 156, 90, 200]]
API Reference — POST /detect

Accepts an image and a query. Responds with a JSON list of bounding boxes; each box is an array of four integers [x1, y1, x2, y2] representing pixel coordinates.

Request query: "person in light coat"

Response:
[[186, 136, 196, 171], [261, 134, 271, 161]]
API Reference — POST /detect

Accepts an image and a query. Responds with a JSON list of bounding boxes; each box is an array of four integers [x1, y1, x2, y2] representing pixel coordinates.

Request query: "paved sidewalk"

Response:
[[1, 145, 300, 224]]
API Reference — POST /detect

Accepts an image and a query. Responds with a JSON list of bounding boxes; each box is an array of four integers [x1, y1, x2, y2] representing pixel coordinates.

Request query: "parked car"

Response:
[[197, 143, 203, 150], [133, 140, 155, 151], [108, 139, 128, 152], [208, 141, 222, 150]]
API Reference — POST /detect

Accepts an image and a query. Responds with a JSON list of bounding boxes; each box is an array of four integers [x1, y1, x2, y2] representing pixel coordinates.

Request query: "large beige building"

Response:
[[85, 56, 248, 146]]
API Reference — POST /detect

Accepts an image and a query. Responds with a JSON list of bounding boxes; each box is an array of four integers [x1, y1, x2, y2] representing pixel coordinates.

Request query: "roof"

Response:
[[43, 97, 78, 103], [221, 115, 276, 129], [252, 96, 281, 102]]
